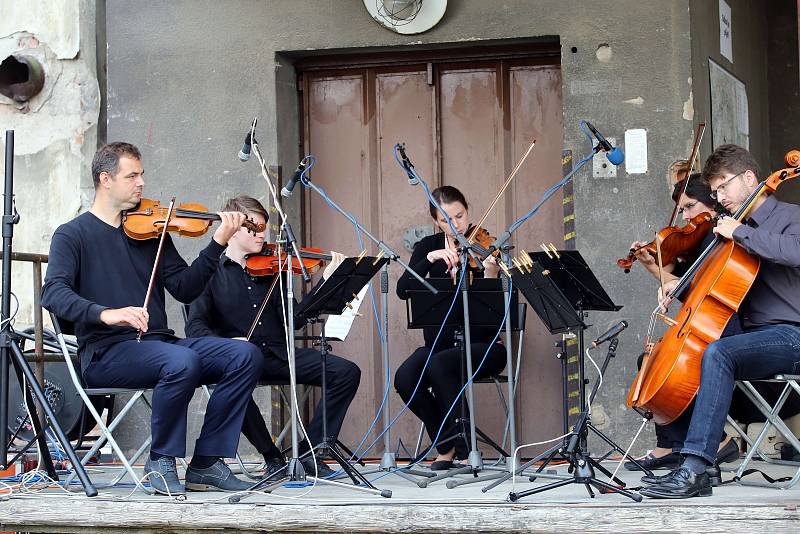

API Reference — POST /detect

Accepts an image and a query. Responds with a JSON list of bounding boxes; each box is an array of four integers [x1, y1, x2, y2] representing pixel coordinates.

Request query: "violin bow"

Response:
[[137, 197, 177, 341], [467, 139, 536, 244], [653, 122, 706, 298]]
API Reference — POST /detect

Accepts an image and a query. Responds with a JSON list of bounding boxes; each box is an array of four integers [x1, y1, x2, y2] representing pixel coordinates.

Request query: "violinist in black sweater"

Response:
[[395, 185, 505, 470], [42, 142, 262, 495]]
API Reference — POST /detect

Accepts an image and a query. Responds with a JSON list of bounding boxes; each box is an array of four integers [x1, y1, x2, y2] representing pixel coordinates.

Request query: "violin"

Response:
[[122, 198, 265, 240], [466, 226, 501, 269], [616, 211, 715, 273], [244, 243, 331, 277]]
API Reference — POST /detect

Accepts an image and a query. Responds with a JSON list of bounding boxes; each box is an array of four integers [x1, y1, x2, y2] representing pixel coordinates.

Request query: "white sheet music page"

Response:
[[323, 284, 370, 341]]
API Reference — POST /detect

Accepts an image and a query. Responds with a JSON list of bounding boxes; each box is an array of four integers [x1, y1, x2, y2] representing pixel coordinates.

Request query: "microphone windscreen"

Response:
[[607, 147, 624, 166]]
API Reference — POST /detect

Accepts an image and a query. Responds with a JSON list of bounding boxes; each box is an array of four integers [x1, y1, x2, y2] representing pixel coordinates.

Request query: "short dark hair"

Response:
[[222, 195, 269, 223], [91, 142, 142, 188], [429, 185, 468, 219], [701, 144, 760, 184], [672, 173, 725, 215]]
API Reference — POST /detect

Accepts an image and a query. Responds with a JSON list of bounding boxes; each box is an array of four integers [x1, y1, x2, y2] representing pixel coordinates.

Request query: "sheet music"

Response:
[[323, 284, 369, 341]]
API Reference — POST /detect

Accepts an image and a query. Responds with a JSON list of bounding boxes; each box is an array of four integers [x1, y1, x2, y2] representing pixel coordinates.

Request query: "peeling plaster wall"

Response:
[[0, 0, 99, 324], [106, 0, 695, 457]]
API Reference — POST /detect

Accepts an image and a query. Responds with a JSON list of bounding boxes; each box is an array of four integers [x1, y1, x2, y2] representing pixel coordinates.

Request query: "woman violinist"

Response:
[[185, 195, 358, 479], [624, 170, 741, 476], [395, 185, 505, 471], [640, 144, 800, 499]]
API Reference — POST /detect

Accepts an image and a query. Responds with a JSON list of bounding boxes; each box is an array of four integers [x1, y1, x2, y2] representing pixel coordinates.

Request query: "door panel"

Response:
[[302, 57, 564, 459]]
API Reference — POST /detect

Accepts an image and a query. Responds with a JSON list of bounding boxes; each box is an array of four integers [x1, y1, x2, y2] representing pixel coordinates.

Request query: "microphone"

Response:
[[591, 320, 628, 347], [398, 143, 417, 185], [237, 118, 258, 162], [280, 161, 307, 198], [585, 121, 624, 166]]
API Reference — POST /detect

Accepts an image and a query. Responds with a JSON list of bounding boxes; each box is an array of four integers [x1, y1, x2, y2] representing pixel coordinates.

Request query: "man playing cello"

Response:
[[641, 144, 800, 499]]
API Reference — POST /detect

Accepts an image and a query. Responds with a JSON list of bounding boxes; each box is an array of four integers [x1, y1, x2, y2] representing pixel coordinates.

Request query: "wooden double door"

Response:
[[299, 51, 566, 457]]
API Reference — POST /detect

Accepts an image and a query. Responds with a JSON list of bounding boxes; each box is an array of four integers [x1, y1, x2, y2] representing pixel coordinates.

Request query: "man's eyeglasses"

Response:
[[710, 171, 746, 200], [677, 200, 699, 215]]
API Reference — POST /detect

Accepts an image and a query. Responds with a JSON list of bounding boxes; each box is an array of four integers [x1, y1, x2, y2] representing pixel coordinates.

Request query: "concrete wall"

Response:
[[104, 0, 698, 457], [0, 0, 100, 323]]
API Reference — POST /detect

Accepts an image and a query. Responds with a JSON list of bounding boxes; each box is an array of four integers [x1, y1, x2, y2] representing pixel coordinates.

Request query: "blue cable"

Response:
[[369, 279, 513, 482]]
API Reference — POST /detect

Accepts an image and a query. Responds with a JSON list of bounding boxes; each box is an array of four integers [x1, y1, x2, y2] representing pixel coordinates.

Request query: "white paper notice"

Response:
[[719, 0, 732, 63], [323, 284, 370, 341], [624, 129, 648, 174]]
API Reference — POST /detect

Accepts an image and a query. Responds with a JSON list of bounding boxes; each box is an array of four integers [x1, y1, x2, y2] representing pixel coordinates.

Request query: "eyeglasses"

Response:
[[677, 200, 699, 215], [710, 171, 745, 200]]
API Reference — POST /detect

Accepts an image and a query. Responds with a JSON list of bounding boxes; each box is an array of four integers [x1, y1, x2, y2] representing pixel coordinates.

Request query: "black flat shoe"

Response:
[[639, 467, 712, 499], [642, 464, 722, 487], [430, 459, 455, 471], [624, 451, 682, 471], [716, 438, 740, 464]]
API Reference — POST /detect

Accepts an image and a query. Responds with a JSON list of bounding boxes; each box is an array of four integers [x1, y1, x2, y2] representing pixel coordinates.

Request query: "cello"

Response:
[[627, 150, 800, 424]]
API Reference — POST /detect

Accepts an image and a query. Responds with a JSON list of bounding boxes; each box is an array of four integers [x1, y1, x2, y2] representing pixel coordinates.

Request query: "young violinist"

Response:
[[42, 142, 262, 495], [625, 173, 740, 474], [184, 195, 359, 479], [640, 144, 800, 499], [395, 185, 504, 470]]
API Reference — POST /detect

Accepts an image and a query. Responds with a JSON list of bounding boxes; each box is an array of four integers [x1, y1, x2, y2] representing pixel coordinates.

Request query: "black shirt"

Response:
[[185, 254, 303, 359], [41, 211, 225, 371], [396, 231, 498, 349]]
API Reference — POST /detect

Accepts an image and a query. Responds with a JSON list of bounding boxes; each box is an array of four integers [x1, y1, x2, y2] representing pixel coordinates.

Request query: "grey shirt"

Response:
[[731, 194, 800, 328]]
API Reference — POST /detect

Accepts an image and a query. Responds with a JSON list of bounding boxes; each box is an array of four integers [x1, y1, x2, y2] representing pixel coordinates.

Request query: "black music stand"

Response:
[[504, 250, 646, 502], [0, 131, 96, 497], [237, 256, 392, 499], [404, 277, 518, 484]]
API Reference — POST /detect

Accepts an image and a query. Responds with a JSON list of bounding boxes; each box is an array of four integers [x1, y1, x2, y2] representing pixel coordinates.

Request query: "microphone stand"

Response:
[[237, 123, 312, 494], [395, 148, 493, 486], [292, 156, 438, 484]]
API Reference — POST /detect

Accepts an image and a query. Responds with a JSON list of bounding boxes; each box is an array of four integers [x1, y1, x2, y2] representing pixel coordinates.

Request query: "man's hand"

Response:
[[100, 306, 149, 332], [213, 211, 247, 246], [322, 251, 347, 280], [713, 215, 741, 240]]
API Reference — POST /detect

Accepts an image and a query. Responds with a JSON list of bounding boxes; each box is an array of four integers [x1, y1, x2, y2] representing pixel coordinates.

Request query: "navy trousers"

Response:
[[241, 347, 361, 456], [84, 336, 263, 458]]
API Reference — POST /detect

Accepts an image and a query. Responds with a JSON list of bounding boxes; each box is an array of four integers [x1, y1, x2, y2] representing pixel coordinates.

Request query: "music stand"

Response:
[[501, 250, 646, 502], [404, 277, 517, 487], [238, 256, 392, 499]]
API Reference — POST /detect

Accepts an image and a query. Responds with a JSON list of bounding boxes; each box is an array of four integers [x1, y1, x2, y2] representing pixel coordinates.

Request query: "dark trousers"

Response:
[[240, 347, 361, 458], [394, 342, 506, 456], [84, 337, 262, 458]]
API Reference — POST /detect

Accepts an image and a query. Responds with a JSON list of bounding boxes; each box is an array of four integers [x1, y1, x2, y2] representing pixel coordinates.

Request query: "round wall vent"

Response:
[[363, 0, 447, 35]]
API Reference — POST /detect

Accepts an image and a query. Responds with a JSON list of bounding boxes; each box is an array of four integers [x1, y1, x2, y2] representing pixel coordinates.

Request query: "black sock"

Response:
[[149, 451, 167, 461], [682, 454, 709, 475], [189, 455, 219, 469]]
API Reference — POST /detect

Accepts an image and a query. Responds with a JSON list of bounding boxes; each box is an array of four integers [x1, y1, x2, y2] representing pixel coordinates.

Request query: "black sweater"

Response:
[[41, 211, 225, 371], [396, 231, 498, 350]]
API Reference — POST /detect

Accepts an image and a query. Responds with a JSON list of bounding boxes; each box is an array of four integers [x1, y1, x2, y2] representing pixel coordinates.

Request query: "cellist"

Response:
[[641, 144, 800, 499], [625, 171, 740, 476]]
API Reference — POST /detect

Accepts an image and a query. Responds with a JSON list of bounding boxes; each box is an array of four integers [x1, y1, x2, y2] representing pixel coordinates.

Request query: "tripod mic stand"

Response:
[[508, 338, 642, 502], [0, 130, 96, 496]]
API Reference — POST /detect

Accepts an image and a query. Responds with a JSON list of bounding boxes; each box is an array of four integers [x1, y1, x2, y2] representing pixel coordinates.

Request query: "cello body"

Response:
[[627, 240, 759, 424]]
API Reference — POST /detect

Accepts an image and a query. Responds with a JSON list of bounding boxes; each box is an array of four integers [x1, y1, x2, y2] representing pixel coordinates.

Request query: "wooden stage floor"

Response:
[[1, 458, 799, 533]]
